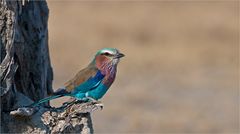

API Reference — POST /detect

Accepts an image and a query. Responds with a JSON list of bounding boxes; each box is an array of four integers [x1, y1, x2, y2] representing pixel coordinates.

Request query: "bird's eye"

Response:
[[103, 52, 111, 56]]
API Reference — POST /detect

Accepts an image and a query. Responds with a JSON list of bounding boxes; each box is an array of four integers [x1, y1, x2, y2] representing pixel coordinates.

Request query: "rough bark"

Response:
[[0, 0, 98, 133]]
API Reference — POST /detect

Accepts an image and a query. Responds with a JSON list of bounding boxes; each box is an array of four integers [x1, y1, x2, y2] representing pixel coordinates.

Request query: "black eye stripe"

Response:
[[102, 52, 113, 56]]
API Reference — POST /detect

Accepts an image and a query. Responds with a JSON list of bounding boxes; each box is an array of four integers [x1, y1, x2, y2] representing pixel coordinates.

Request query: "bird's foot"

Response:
[[62, 99, 80, 108], [85, 97, 98, 102]]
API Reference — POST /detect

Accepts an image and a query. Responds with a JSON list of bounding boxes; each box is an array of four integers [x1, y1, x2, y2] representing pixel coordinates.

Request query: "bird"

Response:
[[30, 48, 124, 107]]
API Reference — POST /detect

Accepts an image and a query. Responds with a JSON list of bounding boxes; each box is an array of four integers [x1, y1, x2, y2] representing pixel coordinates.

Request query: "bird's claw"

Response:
[[85, 97, 98, 102]]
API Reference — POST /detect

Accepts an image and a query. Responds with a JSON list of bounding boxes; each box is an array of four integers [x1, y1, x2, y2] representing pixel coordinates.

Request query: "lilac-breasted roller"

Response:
[[31, 48, 124, 107]]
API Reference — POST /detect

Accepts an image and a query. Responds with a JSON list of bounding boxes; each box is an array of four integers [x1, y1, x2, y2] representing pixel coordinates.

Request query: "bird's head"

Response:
[[91, 48, 124, 70]]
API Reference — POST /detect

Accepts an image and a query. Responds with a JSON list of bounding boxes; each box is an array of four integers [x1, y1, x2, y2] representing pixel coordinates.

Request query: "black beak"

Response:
[[115, 53, 125, 58]]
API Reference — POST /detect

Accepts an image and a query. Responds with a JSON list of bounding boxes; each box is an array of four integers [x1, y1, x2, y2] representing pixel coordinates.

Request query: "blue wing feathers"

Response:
[[29, 71, 105, 107], [72, 70, 105, 94]]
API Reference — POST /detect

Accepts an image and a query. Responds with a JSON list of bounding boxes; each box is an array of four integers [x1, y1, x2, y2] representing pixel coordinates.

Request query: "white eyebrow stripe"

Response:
[[101, 50, 115, 55]]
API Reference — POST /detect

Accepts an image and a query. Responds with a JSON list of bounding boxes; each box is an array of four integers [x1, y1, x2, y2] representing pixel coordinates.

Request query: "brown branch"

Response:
[[9, 95, 103, 133]]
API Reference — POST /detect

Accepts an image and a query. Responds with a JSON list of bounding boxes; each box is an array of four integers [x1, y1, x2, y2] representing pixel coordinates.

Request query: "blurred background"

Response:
[[48, 1, 239, 133]]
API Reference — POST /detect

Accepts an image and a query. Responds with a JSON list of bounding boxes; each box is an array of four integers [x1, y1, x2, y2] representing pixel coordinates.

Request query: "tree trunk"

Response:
[[0, 1, 98, 133]]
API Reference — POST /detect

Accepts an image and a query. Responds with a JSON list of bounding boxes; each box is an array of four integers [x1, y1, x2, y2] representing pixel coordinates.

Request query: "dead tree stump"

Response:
[[0, 0, 98, 133]]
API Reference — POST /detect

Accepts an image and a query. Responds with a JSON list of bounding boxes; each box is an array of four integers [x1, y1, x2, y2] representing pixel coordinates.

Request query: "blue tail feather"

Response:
[[29, 94, 68, 107]]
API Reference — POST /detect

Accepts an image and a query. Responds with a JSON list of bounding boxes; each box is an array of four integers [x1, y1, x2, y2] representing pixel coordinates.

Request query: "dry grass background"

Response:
[[47, 1, 239, 133]]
